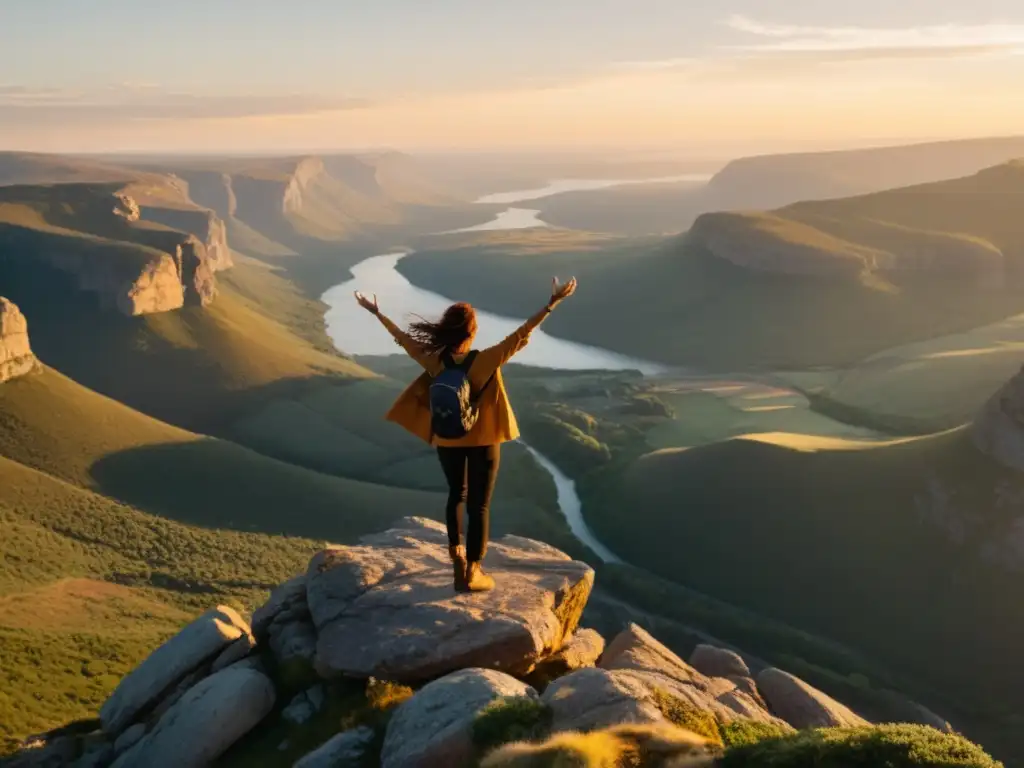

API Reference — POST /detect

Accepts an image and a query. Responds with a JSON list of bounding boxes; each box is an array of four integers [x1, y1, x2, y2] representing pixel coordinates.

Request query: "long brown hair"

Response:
[[407, 302, 478, 355]]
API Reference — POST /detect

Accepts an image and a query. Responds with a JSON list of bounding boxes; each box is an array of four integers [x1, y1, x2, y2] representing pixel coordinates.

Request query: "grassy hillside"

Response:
[[399, 162, 1024, 371], [583, 427, 1024, 720]]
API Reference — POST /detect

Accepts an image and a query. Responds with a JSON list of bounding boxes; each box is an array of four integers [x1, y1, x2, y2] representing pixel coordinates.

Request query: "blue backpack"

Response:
[[429, 351, 495, 440]]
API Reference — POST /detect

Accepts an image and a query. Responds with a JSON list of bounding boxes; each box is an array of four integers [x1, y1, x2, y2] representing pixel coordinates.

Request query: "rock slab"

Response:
[[111, 666, 275, 768], [100, 605, 252, 734], [757, 667, 870, 729], [309, 517, 595, 682], [294, 727, 376, 768], [382, 667, 538, 768]]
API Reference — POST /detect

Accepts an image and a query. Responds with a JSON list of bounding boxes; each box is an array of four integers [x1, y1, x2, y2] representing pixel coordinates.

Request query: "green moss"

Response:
[[720, 725, 1002, 768], [649, 687, 723, 746], [471, 696, 554, 756]]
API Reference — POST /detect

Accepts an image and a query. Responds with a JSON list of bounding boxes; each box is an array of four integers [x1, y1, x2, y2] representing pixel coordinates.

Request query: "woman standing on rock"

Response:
[[354, 277, 578, 593]]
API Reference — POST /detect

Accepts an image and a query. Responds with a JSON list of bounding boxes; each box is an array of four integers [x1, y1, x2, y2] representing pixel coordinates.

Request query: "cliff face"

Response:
[[139, 204, 234, 273], [0, 185, 222, 317], [0, 298, 37, 383]]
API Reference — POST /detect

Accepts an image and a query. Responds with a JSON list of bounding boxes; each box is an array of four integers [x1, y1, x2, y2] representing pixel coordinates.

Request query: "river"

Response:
[[322, 251, 664, 564], [321, 173, 710, 564]]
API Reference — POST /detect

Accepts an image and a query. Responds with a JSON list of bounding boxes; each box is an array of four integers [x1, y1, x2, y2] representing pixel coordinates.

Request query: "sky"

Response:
[[3, 0, 1024, 156]]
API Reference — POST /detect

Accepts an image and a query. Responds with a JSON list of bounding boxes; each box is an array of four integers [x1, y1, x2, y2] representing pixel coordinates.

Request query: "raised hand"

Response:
[[550, 276, 578, 304], [354, 291, 379, 315]]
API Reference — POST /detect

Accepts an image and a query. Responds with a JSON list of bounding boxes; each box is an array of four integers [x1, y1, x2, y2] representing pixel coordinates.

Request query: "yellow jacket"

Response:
[[376, 306, 553, 447]]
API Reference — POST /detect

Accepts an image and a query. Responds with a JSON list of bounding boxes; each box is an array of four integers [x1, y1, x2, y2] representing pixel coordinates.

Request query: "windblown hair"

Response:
[[407, 302, 478, 355]]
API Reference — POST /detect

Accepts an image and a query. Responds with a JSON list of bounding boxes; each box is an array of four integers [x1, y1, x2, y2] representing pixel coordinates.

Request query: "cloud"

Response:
[[0, 85, 371, 123], [722, 14, 1024, 58]]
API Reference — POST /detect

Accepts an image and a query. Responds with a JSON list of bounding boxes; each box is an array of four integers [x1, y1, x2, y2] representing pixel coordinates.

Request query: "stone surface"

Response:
[[382, 668, 537, 768], [0, 298, 36, 383], [113, 723, 146, 755], [757, 667, 870, 729], [309, 517, 594, 682], [211, 634, 256, 673], [269, 617, 317, 666], [251, 574, 307, 638], [73, 739, 114, 768], [689, 644, 751, 679], [600, 624, 707, 688], [111, 666, 275, 768], [282, 684, 326, 725], [100, 605, 252, 734], [538, 627, 605, 676], [294, 727, 376, 768], [542, 667, 666, 732]]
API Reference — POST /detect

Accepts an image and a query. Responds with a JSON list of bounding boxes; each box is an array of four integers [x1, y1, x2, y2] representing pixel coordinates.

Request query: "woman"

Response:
[[354, 276, 578, 593]]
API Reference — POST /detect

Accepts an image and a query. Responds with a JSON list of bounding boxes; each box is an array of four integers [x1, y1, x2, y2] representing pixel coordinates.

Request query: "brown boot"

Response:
[[464, 562, 496, 593], [449, 545, 468, 592]]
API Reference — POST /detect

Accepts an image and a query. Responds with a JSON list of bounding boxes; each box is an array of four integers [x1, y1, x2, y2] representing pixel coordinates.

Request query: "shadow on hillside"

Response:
[[88, 437, 441, 543]]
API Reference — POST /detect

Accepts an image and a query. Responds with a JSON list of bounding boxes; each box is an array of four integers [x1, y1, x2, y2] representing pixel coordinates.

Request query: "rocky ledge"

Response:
[[10, 518, 972, 768], [0, 297, 37, 383]]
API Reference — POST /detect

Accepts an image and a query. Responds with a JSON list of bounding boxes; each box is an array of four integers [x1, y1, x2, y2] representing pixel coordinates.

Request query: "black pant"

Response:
[[437, 444, 500, 563]]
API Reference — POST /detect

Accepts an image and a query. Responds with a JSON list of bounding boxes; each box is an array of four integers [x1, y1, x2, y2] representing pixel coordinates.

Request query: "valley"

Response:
[[3, 140, 1024, 765]]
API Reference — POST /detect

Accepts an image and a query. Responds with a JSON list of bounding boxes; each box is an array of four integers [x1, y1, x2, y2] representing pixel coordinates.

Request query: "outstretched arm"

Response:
[[476, 277, 578, 372], [354, 291, 439, 373]]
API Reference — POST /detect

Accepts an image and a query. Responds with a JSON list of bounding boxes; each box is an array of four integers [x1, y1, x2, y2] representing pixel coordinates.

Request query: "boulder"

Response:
[[269, 617, 317, 666], [542, 667, 667, 732], [757, 668, 870, 728], [600, 624, 708, 688], [382, 668, 537, 768], [111, 666, 275, 768], [251, 574, 307, 638], [689, 644, 751, 679], [0, 298, 36, 383], [309, 517, 594, 682], [294, 727, 376, 768], [537, 628, 605, 676], [99, 605, 252, 734]]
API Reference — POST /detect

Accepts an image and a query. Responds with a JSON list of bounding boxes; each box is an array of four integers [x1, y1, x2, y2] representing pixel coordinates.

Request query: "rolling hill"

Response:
[[399, 160, 1024, 371], [580, 363, 1024, 757]]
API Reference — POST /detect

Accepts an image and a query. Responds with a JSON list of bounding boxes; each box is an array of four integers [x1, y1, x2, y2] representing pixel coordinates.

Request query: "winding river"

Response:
[[321, 174, 708, 563], [322, 252, 667, 564]]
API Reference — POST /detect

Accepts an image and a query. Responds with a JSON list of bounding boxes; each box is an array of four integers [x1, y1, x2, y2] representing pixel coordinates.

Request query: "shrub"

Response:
[[720, 724, 1002, 768], [720, 720, 794, 748], [472, 696, 554, 756], [648, 687, 723, 746]]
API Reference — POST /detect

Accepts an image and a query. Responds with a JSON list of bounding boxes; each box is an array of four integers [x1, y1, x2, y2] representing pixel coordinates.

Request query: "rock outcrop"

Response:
[[8, 518, 923, 767], [99, 605, 253, 735], [307, 517, 595, 682], [757, 667, 870, 728], [382, 668, 537, 768], [138, 205, 233, 273], [541, 624, 788, 735], [0, 298, 36, 383], [111, 666, 275, 768]]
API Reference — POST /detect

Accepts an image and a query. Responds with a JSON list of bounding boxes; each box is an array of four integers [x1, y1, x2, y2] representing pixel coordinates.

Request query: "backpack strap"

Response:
[[463, 351, 498, 405]]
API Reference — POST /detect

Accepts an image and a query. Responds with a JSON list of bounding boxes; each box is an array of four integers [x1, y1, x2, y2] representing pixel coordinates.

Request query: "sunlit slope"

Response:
[[585, 426, 1024, 712], [0, 366, 437, 538], [818, 339, 1024, 432], [0, 247, 372, 429], [698, 135, 1024, 215], [402, 162, 1024, 369]]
